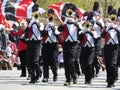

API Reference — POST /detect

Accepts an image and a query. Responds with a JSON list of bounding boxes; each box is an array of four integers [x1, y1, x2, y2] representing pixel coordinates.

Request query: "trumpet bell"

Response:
[[32, 11, 40, 20], [84, 21, 90, 28], [47, 14, 54, 22], [66, 9, 74, 16], [109, 14, 117, 22]]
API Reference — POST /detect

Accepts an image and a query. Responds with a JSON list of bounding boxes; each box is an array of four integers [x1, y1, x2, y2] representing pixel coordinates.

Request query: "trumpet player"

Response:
[[41, 12, 60, 82], [101, 9, 120, 87], [91, 1, 105, 78], [117, 8, 120, 67], [79, 16, 95, 84], [92, 13, 105, 77], [58, 9, 81, 86], [10, 21, 29, 78], [27, 11, 44, 83]]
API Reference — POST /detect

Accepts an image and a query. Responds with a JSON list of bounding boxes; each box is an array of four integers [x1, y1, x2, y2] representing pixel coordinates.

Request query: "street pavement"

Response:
[[0, 68, 120, 90]]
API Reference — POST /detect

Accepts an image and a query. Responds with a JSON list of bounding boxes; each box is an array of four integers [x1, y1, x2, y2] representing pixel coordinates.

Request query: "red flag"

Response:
[[1, 0, 33, 21], [49, 2, 63, 14], [0, 2, 11, 28], [0, 0, 34, 28], [16, 0, 33, 21], [49, 2, 64, 24], [77, 8, 85, 18]]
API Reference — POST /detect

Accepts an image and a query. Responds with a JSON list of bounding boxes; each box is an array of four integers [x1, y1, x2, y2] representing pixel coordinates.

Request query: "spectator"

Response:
[[5, 40, 13, 67], [58, 45, 64, 68]]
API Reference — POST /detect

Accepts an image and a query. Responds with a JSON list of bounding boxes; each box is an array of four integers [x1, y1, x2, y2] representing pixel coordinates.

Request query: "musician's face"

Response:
[[21, 23, 27, 30], [68, 17, 75, 22], [94, 15, 100, 20]]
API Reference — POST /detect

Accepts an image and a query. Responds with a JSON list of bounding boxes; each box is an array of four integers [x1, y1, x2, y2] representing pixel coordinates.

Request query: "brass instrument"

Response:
[[31, 11, 62, 26], [32, 11, 49, 24], [61, 9, 81, 22], [109, 14, 117, 22], [66, 9, 74, 16], [47, 14, 54, 22], [83, 21, 93, 29], [84, 21, 90, 28], [32, 11, 40, 20]]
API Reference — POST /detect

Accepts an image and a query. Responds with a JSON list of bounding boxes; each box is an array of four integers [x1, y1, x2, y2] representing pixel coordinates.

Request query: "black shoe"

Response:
[[115, 76, 118, 81], [64, 82, 70, 86], [35, 78, 39, 83], [27, 76, 31, 80], [85, 81, 91, 84], [92, 75, 95, 78], [53, 76, 58, 82], [42, 78, 48, 82], [29, 80, 36, 83], [107, 84, 115, 88], [95, 74, 98, 77], [35, 76, 41, 82], [73, 77, 77, 84], [20, 75, 26, 77]]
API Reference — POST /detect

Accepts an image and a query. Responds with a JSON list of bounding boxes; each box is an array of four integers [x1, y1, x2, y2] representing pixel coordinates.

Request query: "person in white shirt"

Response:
[[41, 10, 60, 82], [79, 19, 95, 84], [6, 41, 13, 59], [101, 9, 120, 87], [27, 11, 44, 83], [58, 11, 81, 86]]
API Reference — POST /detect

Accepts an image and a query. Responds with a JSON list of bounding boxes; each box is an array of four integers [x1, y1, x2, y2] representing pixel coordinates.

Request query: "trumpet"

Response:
[[83, 21, 93, 29], [42, 13, 62, 26], [61, 9, 81, 22], [31, 11, 63, 26], [32, 11, 53, 25], [46, 14, 54, 22], [109, 14, 117, 22], [32, 11, 40, 20], [66, 9, 74, 16]]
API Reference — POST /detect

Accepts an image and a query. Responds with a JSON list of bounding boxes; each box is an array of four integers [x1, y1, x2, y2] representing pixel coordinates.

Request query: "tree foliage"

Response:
[[37, 0, 120, 17]]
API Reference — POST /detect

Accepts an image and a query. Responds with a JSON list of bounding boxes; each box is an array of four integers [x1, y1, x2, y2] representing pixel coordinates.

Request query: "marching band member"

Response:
[[79, 19, 95, 84], [10, 21, 29, 78], [58, 10, 81, 86], [79, 12, 88, 75], [117, 8, 120, 67], [92, 1, 104, 77], [102, 9, 120, 87], [41, 12, 60, 82], [27, 11, 44, 83]]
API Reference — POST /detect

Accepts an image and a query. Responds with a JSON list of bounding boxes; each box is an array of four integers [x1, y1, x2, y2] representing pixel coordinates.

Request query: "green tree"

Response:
[[37, 0, 120, 17]]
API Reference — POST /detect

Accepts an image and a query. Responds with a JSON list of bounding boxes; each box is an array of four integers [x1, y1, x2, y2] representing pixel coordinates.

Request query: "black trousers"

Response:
[[117, 44, 120, 66], [42, 43, 58, 79], [93, 38, 101, 76], [104, 44, 119, 85], [74, 44, 81, 76], [63, 42, 78, 82], [19, 50, 27, 76], [80, 47, 95, 83], [27, 40, 42, 81]]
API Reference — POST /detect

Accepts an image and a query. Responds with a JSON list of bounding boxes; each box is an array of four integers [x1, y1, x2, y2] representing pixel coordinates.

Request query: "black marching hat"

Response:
[[117, 8, 120, 20], [93, 1, 100, 15]]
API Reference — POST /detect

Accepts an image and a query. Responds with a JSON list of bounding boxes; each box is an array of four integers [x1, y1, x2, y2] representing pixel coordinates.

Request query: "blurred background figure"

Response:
[[58, 44, 64, 69], [10, 21, 29, 78]]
